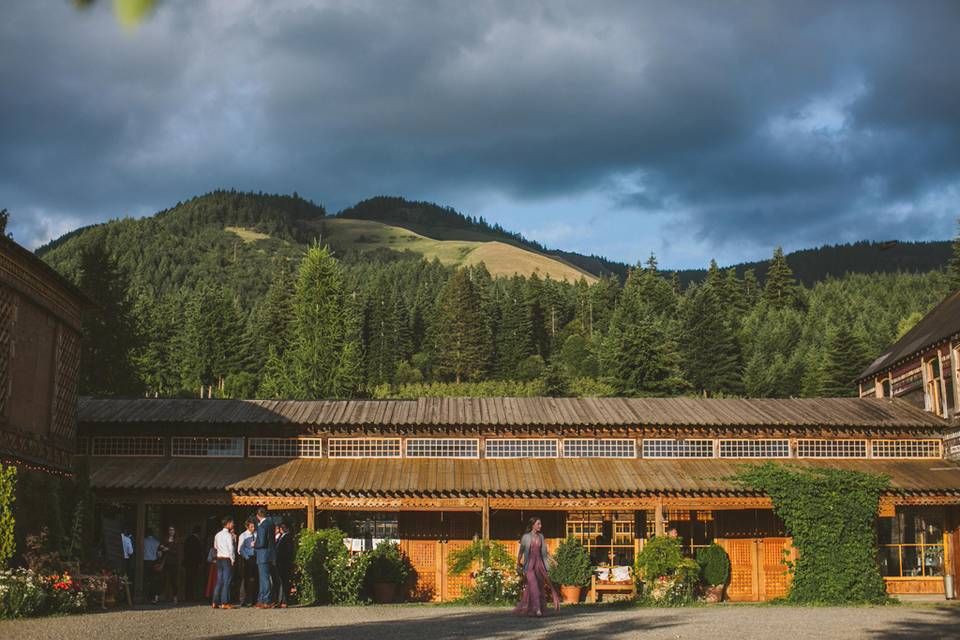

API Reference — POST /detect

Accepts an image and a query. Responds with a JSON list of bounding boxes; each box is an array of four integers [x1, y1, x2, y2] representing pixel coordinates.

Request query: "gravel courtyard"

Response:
[[1, 603, 959, 640]]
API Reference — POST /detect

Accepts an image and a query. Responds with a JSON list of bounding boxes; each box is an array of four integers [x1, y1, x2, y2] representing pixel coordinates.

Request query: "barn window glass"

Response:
[[171, 437, 244, 457], [327, 438, 402, 458], [796, 439, 867, 458], [871, 440, 941, 459], [91, 436, 164, 457], [248, 438, 323, 458], [77, 437, 89, 455], [878, 508, 945, 578], [562, 439, 636, 458], [404, 438, 479, 458], [485, 439, 558, 458], [718, 439, 790, 458], [641, 439, 714, 458]]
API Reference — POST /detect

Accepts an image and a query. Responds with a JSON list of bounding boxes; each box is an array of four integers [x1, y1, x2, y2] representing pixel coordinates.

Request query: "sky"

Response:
[[2, 0, 959, 269]]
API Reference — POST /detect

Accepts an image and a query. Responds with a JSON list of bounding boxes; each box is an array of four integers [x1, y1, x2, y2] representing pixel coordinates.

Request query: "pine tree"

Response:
[[178, 285, 244, 394], [494, 276, 534, 379], [948, 219, 960, 291], [264, 244, 362, 398], [820, 326, 869, 397], [742, 268, 761, 307], [77, 242, 142, 396], [134, 291, 182, 397], [540, 359, 572, 397], [763, 247, 800, 309], [681, 285, 742, 395], [601, 315, 686, 395], [431, 268, 491, 383], [243, 266, 294, 374]]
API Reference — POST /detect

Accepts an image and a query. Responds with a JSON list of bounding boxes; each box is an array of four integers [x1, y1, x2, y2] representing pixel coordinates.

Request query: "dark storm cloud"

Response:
[[1, 0, 959, 264]]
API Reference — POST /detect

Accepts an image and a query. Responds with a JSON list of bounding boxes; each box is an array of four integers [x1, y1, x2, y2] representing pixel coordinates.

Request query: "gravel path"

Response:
[[1, 602, 959, 640]]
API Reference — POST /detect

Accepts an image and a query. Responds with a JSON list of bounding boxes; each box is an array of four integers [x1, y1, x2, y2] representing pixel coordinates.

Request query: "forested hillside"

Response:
[[36, 190, 959, 400]]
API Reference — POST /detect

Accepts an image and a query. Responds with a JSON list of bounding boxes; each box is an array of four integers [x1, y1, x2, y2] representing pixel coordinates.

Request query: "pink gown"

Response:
[[513, 534, 560, 616]]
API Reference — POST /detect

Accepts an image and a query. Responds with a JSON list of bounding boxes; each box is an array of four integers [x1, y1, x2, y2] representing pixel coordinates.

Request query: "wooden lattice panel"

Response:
[[51, 327, 80, 439], [0, 287, 12, 418], [721, 539, 756, 601], [402, 540, 438, 601], [760, 538, 793, 599], [444, 539, 474, 601]]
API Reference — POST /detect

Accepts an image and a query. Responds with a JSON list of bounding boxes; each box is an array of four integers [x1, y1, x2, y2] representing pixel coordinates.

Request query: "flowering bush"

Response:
[[0, 569, 47, 618], [458, 566, 521, 605], [635, 536, 701, 606], [44, 573, 87, 614]]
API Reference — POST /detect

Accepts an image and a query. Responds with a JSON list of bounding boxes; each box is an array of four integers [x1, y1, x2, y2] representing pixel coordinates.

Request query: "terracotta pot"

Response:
[[372, 582, 397, 604], [560, 585, 582, 604], [704, 584, 725, 603]]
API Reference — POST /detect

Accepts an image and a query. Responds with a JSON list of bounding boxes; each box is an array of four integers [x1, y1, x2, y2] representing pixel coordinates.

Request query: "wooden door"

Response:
[[400, 539, 440, 602], [717, 537, 794, 601], [442, 539, 473, 602]]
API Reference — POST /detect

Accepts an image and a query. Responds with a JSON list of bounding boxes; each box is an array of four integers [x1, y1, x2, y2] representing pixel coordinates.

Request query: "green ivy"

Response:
[[735, 462, 890, 604], [0, 465, 15, 568]]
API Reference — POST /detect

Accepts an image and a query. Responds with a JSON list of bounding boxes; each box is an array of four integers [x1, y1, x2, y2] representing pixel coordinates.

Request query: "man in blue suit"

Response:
[[253, 507, 277, 608]]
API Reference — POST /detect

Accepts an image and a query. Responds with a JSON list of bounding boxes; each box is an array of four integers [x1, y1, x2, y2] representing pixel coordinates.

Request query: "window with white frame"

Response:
[[642, 439, 714, 458], [91, 436, 164, 457], [405, 438, 479, 458], [718, 439, 790, 458], [871, 440, 941, 459], [562, 439, 637, 458], [171, 437, 244, 457], [485, 439, 558, 458], [248, 438, 323, 458], [327, 438, 402, 458], [796, 439, 867, 458]]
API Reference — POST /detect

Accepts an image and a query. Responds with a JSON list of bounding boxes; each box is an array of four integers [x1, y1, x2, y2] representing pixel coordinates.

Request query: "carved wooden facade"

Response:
[[0, 235, 86, 472]]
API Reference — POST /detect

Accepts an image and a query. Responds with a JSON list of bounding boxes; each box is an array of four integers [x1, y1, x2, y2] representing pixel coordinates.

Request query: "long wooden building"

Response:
[[78, 396, 960, 601]]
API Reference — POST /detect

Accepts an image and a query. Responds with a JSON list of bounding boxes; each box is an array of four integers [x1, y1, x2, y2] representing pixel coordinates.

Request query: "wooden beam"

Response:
[[654, 499, 665, 537], [306, 495, 316, 531], [481, 497, 490, 541], [134, 499, 146, 602]]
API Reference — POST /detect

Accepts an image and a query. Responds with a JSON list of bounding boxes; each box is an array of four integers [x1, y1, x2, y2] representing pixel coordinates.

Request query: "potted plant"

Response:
[[695, 543, 730, 603], [549, 536, 592, 604], [366, 541, 411, 604]]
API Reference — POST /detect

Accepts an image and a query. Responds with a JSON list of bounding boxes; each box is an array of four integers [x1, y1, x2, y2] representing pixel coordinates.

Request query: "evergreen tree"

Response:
[[76, 243, 142, 396], [134, 291, 182, 397], [243, 266, 294, 375], [432, 268, 491, 383], [601, 315, 686, 395], [820, 326, 869, 397], [494, 277, 534, 378], [948, 219, 960, 291], [540, 359, 572, 397], [763, 247, 800, 309], [742, 268, 761, 307], [178, 285, 244, 394], [681, 285, 742, 395], [263, 244, 362, 398]]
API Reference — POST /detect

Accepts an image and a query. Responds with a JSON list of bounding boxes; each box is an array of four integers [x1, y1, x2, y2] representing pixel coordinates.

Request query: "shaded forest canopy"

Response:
[[34, 189, 957, 400]]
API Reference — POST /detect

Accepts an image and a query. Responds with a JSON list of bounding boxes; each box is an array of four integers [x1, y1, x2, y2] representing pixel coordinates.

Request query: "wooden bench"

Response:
[[588, 573, 636, 603]]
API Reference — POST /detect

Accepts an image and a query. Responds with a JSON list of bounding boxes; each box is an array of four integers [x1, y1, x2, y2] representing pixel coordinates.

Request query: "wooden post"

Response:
[[481, 497, 490, 541], [134, 500, 146, 602], [654, 499, 665, 537], [306, 496, 316, 531]]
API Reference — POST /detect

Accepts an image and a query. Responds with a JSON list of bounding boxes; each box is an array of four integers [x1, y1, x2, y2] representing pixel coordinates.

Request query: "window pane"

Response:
[[901, 546, 922, 577], [877, 546, 900, 577], [642, 439, 714, 458], [485, 439, 558, 458], [923, 546, 945, 577], [877, 518, 894, 545], [796, 440, 867, 458]]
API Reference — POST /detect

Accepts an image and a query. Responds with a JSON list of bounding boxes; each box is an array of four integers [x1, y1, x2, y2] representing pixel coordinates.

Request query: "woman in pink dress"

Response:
[[514, 517, 560, 616]]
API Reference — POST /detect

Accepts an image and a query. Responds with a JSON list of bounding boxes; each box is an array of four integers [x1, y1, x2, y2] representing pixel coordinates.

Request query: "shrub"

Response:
[[366, 541, 411, 585], [549, 537, 592, 587], [635, 536, 699, 606], [329, 551, 371, 605], [0, 465, 14, 569], [0, 569, 46, 619], [43, 573, 86, 614], [695, 544, 730, 587], [457, 566, 521, 605], [736, 462, 890, 604], [295, 528, 352, 605]]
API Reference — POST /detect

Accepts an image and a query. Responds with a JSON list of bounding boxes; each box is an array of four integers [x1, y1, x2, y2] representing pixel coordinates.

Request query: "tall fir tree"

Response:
[[431, 268, 491, 383], [763, 246, 800, 309], [680, 285, 742, 395], [263, 244, 362, 398], [820, 326, 869, 397], [76, 242, 142, 396], [948, 219, 960, 291], [178, 285, 244, 394], [243, 266, 294, 375], [134, 291, 182, 397], [494, 276, 534, 379]]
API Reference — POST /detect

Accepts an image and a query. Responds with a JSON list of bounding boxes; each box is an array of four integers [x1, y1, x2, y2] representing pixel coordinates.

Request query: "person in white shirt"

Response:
[[120, 529, 134, 583], [212, 517, 236, 609], [142, 529, 161, 603]]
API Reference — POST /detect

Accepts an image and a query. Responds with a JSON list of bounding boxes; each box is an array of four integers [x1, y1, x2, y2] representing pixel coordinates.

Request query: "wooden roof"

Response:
[[77, 396, 946, 429], [858, 289, 960, 381], [87, 457, 960, 497]]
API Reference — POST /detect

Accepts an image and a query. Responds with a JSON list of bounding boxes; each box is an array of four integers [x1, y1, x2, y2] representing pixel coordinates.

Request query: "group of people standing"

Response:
[[122, 508, 295, 608], [209, 508, 295, 609]]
